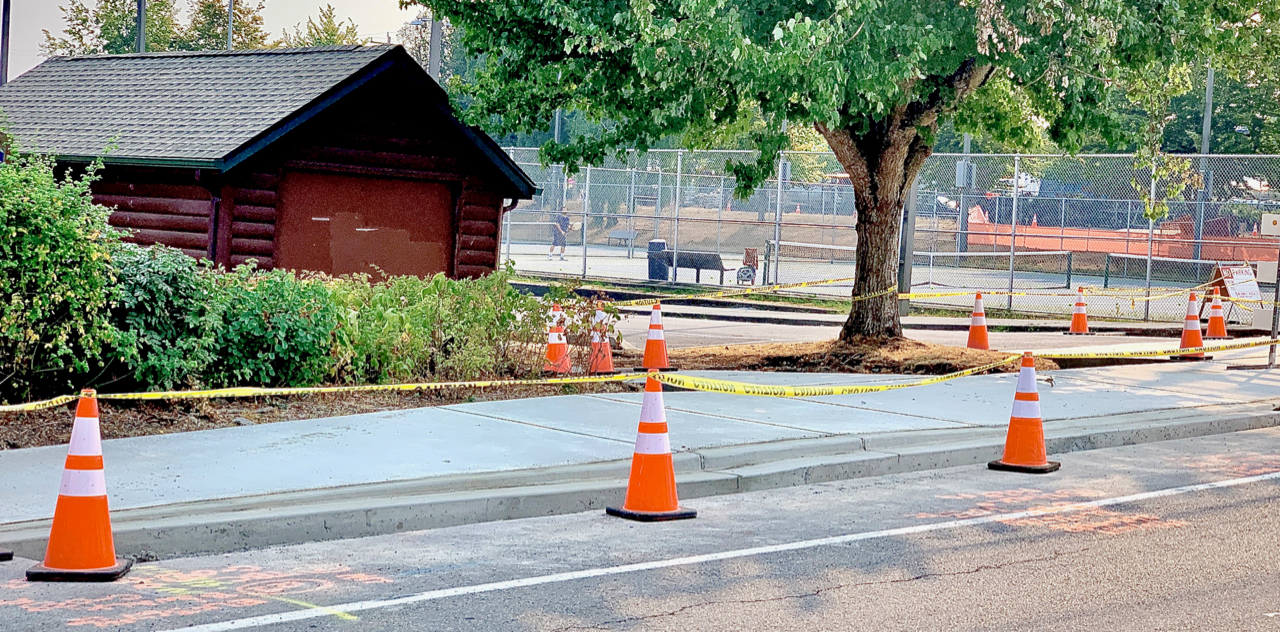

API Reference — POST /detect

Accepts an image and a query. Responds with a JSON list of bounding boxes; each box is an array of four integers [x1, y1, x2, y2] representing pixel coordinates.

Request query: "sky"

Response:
[[6, 0, 423, 78]]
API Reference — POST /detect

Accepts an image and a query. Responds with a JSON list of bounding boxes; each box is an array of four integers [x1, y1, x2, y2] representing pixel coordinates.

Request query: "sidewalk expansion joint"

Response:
[[437, 407, 635, 445]]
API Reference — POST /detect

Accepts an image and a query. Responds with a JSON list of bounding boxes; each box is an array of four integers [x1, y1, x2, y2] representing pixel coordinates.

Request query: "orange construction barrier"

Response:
[[588, 305, 616, 374], [1174, 292, 1207, 360], [641, 304, 671, 370], [989, 353, 1060, 474], [27, 390, 132, 581], [1065, 287, 1089, 335], [967, 292, 989, 350], [543, 304, 571, 374], [606, 372, 696, 521], [1205, 288, 1229, 340]]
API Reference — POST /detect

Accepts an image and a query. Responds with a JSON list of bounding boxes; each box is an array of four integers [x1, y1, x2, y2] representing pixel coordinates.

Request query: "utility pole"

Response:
[[428, 16, 442, 80], [136, 0, 146, 53], [0, 0, 10, 86], [227, 0, 234, 50]]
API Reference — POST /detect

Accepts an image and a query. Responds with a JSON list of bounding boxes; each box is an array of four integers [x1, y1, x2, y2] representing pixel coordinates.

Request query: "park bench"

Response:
[[655, 250, 736, 284], [607, 229, 640, 247]]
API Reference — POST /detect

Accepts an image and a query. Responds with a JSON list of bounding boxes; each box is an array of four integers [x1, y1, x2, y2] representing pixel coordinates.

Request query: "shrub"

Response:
[[329, 267, 547, 383], [109, 243, 225, 390], [204, 266, 338, 387], [0, 155, 118, 401]]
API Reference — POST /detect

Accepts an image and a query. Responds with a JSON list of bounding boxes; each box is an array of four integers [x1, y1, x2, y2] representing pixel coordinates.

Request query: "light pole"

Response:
[[0, 0, 10, 86], [227, 0, 234, 50], [136, 0, 146, 53]]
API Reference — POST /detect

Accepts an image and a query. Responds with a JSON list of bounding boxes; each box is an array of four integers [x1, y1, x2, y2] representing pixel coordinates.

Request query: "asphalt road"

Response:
[[5, 428, 1280, 631]]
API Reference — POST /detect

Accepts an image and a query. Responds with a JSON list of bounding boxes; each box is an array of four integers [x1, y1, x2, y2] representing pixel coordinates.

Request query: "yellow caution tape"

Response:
[[649, 355, 1021, 397], [0, 373, 641, 413], [0, 394, 80, 413], [611, 276, 858, 307], [851, 285, 898, 303], [1036, 337, 1280, 360]]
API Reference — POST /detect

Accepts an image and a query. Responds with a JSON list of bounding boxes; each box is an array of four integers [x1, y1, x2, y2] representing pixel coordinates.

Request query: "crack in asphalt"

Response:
[[546, 547, 1087, 632]]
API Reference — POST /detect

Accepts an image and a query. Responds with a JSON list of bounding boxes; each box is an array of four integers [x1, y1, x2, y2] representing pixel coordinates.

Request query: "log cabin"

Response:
[[0, 45, 535, 279]]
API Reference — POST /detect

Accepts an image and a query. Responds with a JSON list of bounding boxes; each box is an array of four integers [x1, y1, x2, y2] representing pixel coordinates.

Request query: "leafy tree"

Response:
[[418, 0, 1276, 338], [183, 0, 271, 50], [42, 0, 183, 56], [280, 4, 365, 47]]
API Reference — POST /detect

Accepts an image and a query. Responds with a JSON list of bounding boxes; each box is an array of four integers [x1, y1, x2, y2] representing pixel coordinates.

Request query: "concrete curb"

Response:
[[3, 400, 1277, 561]]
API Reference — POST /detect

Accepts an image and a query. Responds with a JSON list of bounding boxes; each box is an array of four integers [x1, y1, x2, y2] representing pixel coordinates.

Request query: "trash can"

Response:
[[647, 240, 668, 281]]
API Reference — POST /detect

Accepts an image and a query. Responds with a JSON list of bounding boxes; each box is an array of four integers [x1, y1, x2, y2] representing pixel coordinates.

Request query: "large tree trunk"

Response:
[[817, 60, 994, 341]]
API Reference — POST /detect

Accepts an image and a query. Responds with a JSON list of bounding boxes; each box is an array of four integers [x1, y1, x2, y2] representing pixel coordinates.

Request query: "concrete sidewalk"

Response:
[[3, 341, 1279, 560]]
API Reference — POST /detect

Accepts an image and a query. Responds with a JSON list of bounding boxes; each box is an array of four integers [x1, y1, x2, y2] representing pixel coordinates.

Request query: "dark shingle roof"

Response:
[[0, 45, 393, 167]]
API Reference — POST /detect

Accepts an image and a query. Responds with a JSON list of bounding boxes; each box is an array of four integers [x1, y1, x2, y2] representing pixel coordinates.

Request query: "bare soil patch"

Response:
[[614, 336, 1058, 374]]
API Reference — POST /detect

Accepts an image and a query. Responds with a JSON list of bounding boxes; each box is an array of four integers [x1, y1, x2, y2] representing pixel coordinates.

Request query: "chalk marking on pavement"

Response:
[[159, 469, 1280, 632]]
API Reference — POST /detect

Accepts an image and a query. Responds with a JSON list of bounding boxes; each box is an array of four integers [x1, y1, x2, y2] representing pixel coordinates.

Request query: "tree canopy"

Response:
[[419, 0, 1278, 337], [280, 4, 365, 48]]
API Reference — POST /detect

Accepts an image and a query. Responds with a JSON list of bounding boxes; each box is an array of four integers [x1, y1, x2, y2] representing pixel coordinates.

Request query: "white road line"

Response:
[[163, 470, 1280, 632]]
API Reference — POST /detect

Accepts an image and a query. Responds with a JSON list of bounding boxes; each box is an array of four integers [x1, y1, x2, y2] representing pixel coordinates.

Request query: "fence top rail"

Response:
[[916, 250, 1074, 257]]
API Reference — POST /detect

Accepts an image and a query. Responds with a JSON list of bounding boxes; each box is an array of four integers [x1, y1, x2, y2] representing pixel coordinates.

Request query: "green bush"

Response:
[[329, 267, 546, 383], [204, 267, 339, 387], [110, 243, 225, 390], [0, 155, 118, 401]]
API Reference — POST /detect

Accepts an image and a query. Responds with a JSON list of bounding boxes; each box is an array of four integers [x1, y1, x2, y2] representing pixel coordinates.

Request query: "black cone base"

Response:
[[27, 558, 132, 582], [632, 367, 679, 372], [606, 506, 697, 522], [1063, 332, 1090, 335], [0, 549, 12, 562], [988, 459, 1061, 474], [1169, 355, 1212, 362]]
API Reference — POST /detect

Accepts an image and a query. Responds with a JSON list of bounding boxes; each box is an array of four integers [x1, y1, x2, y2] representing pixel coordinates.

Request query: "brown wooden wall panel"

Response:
[[179, 248, 209, 260], [230, 188, 277, 207], [122, 229, 209, 251], [94, 195, 212, 217], [230, 255, 275, 270], [458, 235, 497, 252], [93, 182, 211, 201], [456, 249, 496, 266], [460, 205, 499, 222], [230, 238, 274, 256], [109, 211, 210, 233], [233, 205, 277, 222], [234, 173, 280, 190], [458, 220, 497, 237], [231, 221, 275, 240], [455, 264, 490, 279], [292, 146, 461, 173]]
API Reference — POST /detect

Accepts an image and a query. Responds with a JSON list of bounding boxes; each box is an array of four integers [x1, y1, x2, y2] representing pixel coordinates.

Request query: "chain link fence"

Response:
[[503, 149, 1280, 324]]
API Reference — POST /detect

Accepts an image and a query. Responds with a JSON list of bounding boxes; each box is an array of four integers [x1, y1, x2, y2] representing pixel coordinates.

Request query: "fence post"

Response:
[[582, 164, 591, 278], [774, 151, 785, 284], [627, 161, 636, 259], [898, 176, 920, 316], [1103, 253, 1111, 289], [1065, 251, 1073, 290], [1059, 197, 1066, 251], [503, 148, 514, 265], [1145, 167, 1155, 321], [672, 150, 683, 282], [1007, 155, 1020, 311], [717, 173, 725, 255]]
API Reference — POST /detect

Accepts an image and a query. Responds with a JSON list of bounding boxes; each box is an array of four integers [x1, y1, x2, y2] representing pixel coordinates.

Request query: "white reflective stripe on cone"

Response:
[[67, 417, 103, 457], [633, 432, 671, 455], [594, 310, 607, 325], [1011, 399, 1042, 420], [591, 331, 603, 343], [647, 328, 665, 340], [1015, 367, 1037, 392], [59, 468, 107, 497], [639, 392, 667, 424], [1074, 305, 1086, 313], [549, 333, 566, 344], [971, 316, 987, 326], [649, 309, 662, 326]]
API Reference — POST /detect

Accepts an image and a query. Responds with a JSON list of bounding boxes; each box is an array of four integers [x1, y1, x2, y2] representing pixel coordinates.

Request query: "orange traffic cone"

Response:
[[989, 353, 1060, 474], [641, 304, 671, 370], [1173, 292, 1208, 360], [1065, 287, 1089, 335], [1205, 288, 1229, 340], [606, 372, 696, 521], [544, 304, 572, 374], [588, 305, 616, 374], [1031, 214, 1039, 227], [27, 390, 132, 581], [967, 292, 989, 350]]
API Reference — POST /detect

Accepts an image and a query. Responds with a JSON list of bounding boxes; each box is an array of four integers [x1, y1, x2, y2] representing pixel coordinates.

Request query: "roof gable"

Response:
[[0, 45, 534, 197]]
